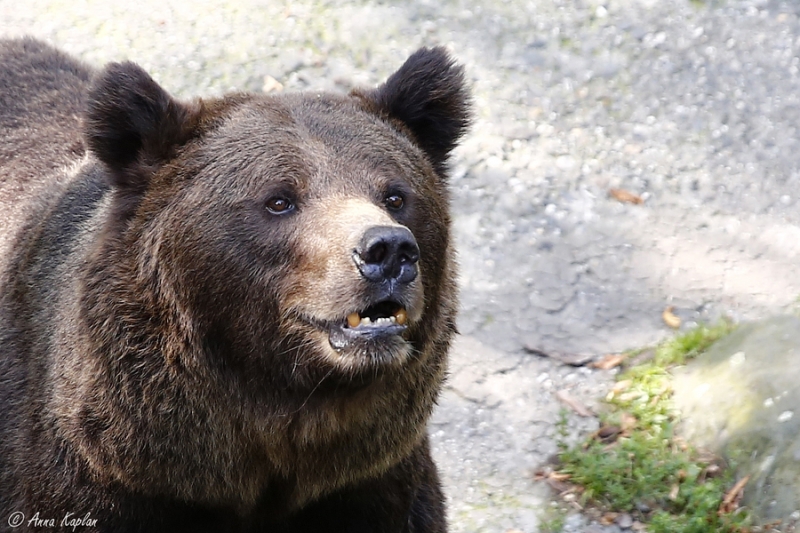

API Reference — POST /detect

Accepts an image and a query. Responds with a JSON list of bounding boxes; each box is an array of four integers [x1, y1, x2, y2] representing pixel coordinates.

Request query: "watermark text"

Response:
[[7, 511, 98, 531]]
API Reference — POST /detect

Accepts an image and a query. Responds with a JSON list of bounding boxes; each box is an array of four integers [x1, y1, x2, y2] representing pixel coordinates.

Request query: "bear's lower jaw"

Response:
[[308, 321, 413, 372]]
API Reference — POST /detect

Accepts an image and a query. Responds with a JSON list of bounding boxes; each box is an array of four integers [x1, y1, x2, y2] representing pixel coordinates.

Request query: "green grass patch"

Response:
[[652, 321, 735, 366], [556, 321, 752, 533], [538, 504, 567, 533]]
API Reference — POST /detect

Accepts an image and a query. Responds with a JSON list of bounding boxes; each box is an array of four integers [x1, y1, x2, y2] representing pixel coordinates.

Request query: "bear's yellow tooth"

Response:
[[394, 308, 407, 325], [347, 313, 360, 328]]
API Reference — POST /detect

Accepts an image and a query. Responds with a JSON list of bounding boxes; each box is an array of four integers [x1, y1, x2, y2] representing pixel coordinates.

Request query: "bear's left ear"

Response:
[[354, 47, 471, 175], [85, 61, 200, 193]]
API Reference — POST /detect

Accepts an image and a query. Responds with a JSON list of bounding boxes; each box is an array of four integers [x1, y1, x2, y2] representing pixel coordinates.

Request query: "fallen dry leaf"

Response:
[[591, 353, 626, 370], [620, 412, 638, 432], [532, 469, 547, 481], [262, 75, 284, 93], [612, 379, 633, 394], [649, 391, 666, 406], [609, 188, 644, 204], [662, 306, 681, 329], [761, 520, 785, 531], [719, 475, 749, 514], [533, 467, 572, 483], [618, 391, 644, 402], [555, 390, 593, 417], [589, 425, 622, 445], [669, 483, 680, 501], [545, 476, 574, 493], [672, 436, 689, 452], [606, 379, 633, 401], [600, 512, 618, 526], [533, 468, 578, 495], [549, 472, 572, 482]]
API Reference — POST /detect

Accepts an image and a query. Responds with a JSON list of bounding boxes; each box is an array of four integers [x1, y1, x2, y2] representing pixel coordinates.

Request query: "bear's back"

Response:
[[0, 38, 92, 274]]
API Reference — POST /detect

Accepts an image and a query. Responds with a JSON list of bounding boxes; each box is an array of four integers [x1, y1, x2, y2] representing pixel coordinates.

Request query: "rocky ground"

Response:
[[3, 0, 800, 531]]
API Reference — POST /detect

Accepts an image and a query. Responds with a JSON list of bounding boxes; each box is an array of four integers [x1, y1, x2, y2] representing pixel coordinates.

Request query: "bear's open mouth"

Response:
[[328, 300, 408, 351], [345, 300, 407, 330]]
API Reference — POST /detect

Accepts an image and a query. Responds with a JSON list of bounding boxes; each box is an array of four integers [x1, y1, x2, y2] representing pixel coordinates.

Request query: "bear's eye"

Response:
[[384, 194, 405, 211], [266, 197, 295, 215]]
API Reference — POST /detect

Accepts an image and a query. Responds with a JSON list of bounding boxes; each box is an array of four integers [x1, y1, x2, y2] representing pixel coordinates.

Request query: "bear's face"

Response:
[[83, 49, 468, 389], [148, 94, 447, 381], [73, 49, 468, 504]]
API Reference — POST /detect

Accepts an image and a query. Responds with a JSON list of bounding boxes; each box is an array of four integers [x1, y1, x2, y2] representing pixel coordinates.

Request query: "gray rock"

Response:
[[672, 316, 800, 524]]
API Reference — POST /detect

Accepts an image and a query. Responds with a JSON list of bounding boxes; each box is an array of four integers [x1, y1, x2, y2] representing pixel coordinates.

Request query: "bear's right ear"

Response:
[[85, 62, 199, 193]]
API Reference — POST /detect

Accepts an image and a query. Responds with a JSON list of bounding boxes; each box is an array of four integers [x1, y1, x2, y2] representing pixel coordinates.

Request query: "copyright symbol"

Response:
[[8, 512, 24, 528]]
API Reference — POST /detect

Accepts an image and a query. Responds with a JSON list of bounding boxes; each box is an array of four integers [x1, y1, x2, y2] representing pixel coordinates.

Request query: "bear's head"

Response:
[[71, 48, 469, 507]]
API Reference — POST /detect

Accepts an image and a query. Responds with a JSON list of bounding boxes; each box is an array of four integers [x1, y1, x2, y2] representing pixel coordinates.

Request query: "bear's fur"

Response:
[[0, 38, 469, 532]]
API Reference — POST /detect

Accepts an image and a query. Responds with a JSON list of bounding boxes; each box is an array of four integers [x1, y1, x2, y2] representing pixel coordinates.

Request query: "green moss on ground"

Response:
[[556, 321, 759, 533]]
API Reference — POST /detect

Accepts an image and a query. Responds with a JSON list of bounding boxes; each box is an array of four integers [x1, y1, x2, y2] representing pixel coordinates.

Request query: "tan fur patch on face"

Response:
[[287, 196, 424, 323], [279, 196, 424, 370]]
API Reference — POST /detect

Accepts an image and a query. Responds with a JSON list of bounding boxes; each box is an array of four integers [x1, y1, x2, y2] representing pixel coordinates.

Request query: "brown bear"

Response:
[[0, 38, 469, 532]]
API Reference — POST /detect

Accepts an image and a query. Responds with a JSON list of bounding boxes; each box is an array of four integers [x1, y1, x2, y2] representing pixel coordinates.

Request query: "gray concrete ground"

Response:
[[3, 0, 800, 531]]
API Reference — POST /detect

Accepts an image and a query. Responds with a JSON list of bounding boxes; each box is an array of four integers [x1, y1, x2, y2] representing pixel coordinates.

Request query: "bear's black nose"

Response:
[[355, 226, 419, 284]]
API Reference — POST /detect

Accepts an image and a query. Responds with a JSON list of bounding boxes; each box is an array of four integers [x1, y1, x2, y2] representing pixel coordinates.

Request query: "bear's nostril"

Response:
[[398, 245, 419, 265], [363, 242, 388, 265], [355, 226, 419, 284]]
